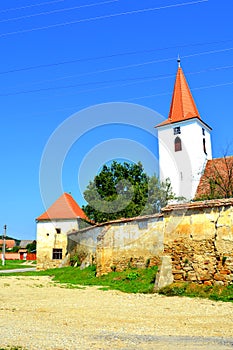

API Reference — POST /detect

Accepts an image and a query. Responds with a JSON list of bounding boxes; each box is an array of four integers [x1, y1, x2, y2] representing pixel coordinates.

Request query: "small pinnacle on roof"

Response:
[[177, 54, 181, 68]]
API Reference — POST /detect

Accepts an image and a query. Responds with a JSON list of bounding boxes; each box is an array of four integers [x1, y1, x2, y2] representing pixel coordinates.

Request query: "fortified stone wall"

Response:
[[67, 225, 102, 266], [96, 215, 164, 276], [51, 198, 233, 286], [162, 199, 233, 286]]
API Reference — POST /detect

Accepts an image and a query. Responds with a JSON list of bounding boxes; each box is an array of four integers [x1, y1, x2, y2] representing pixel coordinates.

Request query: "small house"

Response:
[[36, 192, 89, 269]]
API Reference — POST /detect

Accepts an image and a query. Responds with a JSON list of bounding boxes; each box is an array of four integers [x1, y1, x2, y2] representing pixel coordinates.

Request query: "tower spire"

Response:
[[177, 54, 181, 68], [168, 62, 200, 123], [155, 61, 201, 127]]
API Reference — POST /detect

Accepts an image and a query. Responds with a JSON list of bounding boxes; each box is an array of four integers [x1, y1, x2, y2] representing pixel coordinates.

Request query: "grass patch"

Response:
[[3, 266, 233, 301], [0, 260, 35, 270], [159, 282, 233, 302], [47, 265, 157, 293], [0, 265, 158, 294]]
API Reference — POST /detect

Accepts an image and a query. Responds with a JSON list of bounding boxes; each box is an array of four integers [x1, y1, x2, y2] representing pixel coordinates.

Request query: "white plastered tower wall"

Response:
[[157, 119, 212, 200], [156, 60, 212, 200], [36, 218, 80, 269]]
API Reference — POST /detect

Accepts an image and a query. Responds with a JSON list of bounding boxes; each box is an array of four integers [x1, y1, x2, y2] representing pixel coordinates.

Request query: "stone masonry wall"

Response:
[[67, 226, 102, 266], [62, 199, 233, 286], [96, 215, 164, 276], [162, 200, 233, 286]]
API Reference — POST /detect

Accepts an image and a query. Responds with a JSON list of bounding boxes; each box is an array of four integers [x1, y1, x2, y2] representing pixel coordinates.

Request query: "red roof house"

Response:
[[36, 193, 90, 270]]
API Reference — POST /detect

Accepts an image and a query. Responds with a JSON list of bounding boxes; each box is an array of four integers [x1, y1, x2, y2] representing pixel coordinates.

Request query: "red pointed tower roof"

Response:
[[156, 59, 202, 127], [36, 193, 88, 221]]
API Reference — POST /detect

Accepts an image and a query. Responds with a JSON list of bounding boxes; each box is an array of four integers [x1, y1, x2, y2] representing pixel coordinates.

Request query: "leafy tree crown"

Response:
[[82, 161, 175, 223]]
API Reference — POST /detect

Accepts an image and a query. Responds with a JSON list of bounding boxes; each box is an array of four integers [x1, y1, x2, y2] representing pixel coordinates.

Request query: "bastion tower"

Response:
[[156, 59, 212, 200]]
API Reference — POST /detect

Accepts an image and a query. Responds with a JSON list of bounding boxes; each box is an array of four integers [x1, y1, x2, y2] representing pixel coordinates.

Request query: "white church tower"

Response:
[[156, 59, 212, 200]]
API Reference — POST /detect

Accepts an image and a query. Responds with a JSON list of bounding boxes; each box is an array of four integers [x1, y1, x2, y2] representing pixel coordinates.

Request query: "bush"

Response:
[[26, 241, 36, 253], [159, 283, 188, 296], [126, 272, 140, 280], [12, 246, 20, 253], [69, 246, 88, 267], [70, 254, 81, 267]]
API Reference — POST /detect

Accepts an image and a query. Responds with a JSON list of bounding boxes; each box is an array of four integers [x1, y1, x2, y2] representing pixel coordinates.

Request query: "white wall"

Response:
[[36, 219, 79, 269], [158, 119, 212, 199]]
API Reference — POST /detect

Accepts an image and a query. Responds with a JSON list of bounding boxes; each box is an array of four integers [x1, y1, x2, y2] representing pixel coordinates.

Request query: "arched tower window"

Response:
[[174, 136, 182, 152]]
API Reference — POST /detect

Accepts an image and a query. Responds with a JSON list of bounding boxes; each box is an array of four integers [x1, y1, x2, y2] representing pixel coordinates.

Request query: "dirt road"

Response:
[[0, 276, 232, 349]]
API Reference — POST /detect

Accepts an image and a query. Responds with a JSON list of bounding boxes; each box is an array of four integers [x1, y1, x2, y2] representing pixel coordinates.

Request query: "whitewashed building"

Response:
[[36, 192, 89, 269]]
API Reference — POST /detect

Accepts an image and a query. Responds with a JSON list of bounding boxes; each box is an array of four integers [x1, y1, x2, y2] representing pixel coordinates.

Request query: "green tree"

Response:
[[26, 240, 37, 252], [82, 161, 175, 223], [142, 176, 175, 215], [12, 246, 20, 253]]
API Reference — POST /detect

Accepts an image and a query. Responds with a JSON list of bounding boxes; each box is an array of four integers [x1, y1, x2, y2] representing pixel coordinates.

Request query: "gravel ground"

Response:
[[0, 276, 233, 350]]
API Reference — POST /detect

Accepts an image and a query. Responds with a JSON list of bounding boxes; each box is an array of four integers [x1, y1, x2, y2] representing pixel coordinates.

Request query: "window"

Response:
[[174, 136, 182, 152], [203, 138, 207, 155], [202, 128, 205, 136], [174, 127, 181, 135], [55, 228, 61, 234], [52, 248, 62, 260]]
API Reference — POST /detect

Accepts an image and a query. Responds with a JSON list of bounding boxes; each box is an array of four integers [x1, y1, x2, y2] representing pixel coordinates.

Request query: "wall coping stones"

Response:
[[67, 212, 163, 236], [162, 198, 233, 212]]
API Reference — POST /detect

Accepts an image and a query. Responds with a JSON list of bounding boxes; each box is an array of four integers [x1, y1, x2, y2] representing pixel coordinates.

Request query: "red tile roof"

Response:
[[37, 193, 88, 221], [156, 65, 201, 127], [195, 156, 233, 199], [0, 239, 15, 249]]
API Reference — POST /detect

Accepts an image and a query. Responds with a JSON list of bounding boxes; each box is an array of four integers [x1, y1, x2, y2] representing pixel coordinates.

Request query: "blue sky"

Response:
[[0, 0, 232, 239]]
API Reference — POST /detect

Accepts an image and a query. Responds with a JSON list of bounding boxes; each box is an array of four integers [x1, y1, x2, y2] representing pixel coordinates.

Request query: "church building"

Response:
[[156, 58, 212, 200], [36, 60, 233, 271]]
